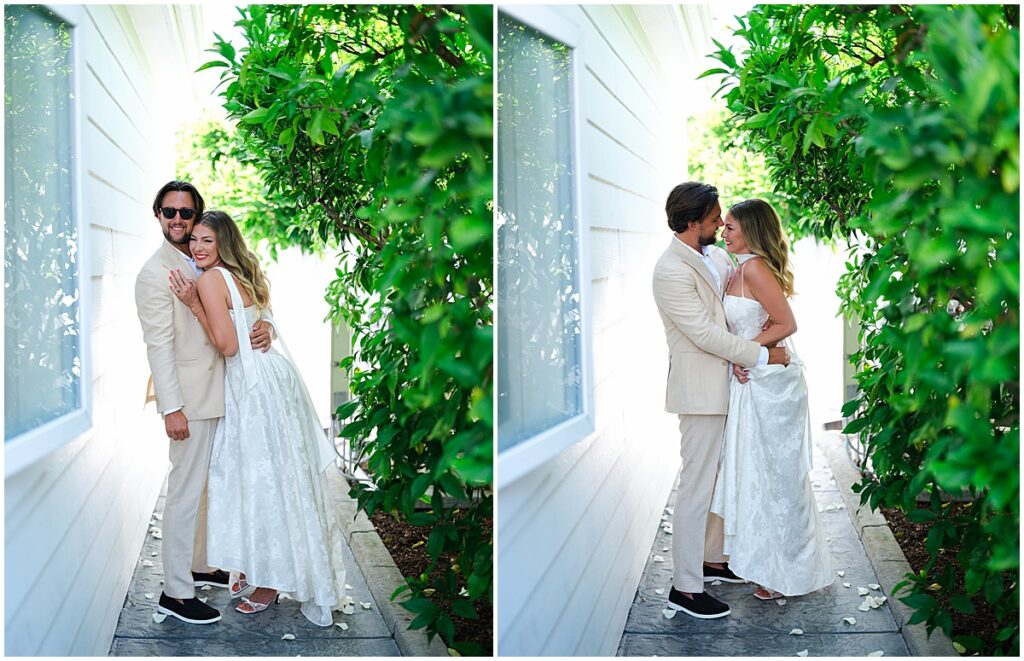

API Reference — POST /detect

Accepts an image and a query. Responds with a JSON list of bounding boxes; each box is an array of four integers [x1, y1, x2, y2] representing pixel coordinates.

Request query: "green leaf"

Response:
[[241, 107, 269, 124]]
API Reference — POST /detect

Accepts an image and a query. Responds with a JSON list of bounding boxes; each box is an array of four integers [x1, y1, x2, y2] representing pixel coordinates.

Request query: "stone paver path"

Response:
[[617, 436, 910, 657], [109, 482, 400, 656]]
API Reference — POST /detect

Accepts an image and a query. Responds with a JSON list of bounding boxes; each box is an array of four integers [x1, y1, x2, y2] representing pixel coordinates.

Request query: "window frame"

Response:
[[496, 5, 594, 488], [5, 4, 92, 477]]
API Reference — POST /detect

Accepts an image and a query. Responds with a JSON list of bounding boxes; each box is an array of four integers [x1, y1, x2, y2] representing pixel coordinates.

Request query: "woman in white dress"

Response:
[[169, 210, 346, 626], [709, 198, 832, 600]]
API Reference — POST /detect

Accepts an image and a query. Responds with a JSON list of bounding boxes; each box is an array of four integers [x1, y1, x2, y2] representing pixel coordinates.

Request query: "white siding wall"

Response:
[[498, 5, 713, 656], [5, 5, 204, 655]]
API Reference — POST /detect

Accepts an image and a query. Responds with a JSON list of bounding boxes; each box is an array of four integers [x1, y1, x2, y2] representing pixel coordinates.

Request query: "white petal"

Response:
[[200, 585, 211, 591], [711, 580, 722, 586], [868, 583, 880, 590], [796, 650, 808, 657], [154, 512, 163, 520], [843, 582, 851, 588], [360, 602, 372, 609], [152, 613, 167, 623], [346, 584, 354, 590], [662, 608, 677, 619], [342, 595, 355, 606], [776, 599, 787, 606], [837, 570, 845, 577], [151, 552, 158, 557], [144, 593, 154, 600], [335, 622, 349, 631], [857, 587, 869, 596], [142, 560, 154, 567], [653, 555, 665, 562], [341, 604, 355, 615], [789, 628, 803, 635], [858, 602, 871, 612], [868, 651, 884, 657], [662, 547, 669, 552], [458, 587, 469, 597], [843, 617, 857, 625], [654, 588, 665, 595], [281, 634, 296, 641]]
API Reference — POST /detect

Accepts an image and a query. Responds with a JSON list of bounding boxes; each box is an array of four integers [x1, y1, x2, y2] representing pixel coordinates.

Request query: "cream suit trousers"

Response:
[[163, 417, 218, 599], [672, 413, 728, 593]]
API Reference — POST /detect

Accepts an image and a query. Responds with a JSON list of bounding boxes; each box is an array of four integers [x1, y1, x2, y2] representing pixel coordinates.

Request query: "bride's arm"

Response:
[[169, 269, 238, 357], [744, 259, 798, 346]]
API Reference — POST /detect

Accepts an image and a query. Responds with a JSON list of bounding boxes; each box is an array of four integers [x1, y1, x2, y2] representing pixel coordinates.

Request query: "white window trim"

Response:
[[5, 4, 92, 478], [497, 5, 594, 488]]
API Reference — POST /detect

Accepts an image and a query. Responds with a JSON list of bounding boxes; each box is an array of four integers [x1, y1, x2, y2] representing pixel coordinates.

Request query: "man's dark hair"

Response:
[[152, 180, 205, 218], [665, 182, 719, 232]]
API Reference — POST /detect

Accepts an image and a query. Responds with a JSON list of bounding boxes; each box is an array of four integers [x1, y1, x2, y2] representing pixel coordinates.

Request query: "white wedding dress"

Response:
[[205, 267, 347, 626], [709, 273, 832, 596]]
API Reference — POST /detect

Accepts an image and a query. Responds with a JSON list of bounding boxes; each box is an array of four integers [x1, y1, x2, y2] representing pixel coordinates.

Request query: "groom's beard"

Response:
[[164, 229, 191, 246], [698, 232, 718, 247]]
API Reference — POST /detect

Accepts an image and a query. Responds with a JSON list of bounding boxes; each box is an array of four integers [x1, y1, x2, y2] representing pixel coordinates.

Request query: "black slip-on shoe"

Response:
[[703, 562, 746, 584], [157, 593, 221, 624], [667, 587, 731, 619], [192, 569, 230, 588]]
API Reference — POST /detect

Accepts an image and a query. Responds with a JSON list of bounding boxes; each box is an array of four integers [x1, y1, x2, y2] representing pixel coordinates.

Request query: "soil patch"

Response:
[[370, 511, 493, 656], [881, 504, 1015, 655]]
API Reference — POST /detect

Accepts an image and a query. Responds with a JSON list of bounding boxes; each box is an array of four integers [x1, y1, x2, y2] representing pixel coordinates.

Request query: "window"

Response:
[[497, 7, 592, 486], [4, 5, 89, 476]]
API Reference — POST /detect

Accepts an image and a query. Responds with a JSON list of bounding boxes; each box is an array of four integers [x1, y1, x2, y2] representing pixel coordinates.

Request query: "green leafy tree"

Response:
[[201, 5, 493, 653], [703, 5, 1018, 654]]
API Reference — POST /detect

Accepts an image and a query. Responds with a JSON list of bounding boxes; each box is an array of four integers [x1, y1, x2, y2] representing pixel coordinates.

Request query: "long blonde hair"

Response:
[[728, 198, 795, 297], [198, 210, 271, 311]]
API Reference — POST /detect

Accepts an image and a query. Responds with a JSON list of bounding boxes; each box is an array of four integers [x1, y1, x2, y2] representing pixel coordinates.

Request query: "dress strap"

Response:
[[211, 267, 259, 392]]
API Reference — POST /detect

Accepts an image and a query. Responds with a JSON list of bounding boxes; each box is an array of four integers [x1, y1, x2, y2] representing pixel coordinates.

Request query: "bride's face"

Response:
[[190, 224, 221, 269], [721, 214, 749, 254]]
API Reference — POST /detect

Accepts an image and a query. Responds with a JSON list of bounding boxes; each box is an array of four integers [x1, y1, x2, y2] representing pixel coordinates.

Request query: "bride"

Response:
[[709, 198, 832, 600], [169, 210, 347, 625]]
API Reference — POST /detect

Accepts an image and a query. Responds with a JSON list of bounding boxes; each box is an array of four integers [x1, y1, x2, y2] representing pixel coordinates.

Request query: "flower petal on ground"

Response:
[[335, 622, 349, 631], [654, 588, 665, 595], [653, 555, 665, 562], [858, 602, 871, 612], [857, 587, 869, 596], [837, 570, 845, 577], [843, 617, 856, 625], [144, 593, 154, 600], [151, 552, 158, 557], [281, 634, 295, 640], [867, 651, 884, 657], [796, 650, 808, 657], [711, 580, 722, 586], [346, 584, 354, 590], [152, 613, 167, 623], [776, 599, 787, 606], [142, 560, 154, 567], [662, 608, 677, 619], [843, 582, 851, 588], [360, 602, 372, 609], [789, 629, 803, 635], [868, 583, 880, 590], [341, 604, 355, 615]]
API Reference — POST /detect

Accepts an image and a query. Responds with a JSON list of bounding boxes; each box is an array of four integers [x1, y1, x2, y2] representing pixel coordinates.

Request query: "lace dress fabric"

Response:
[[709, 292, 833, 596], [205, 267, 346, 626]]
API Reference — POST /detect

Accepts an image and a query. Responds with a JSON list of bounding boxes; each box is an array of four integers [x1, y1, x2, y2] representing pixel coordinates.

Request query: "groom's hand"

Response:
[[164, 410, 190, 441], [732, 364, 750, 384], [249, 320, 272, 353], [767, 346, 790, 366]]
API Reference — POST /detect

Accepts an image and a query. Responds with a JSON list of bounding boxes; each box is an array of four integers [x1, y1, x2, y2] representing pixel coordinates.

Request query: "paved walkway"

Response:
[[109, 476, 400, 656], [617, 435, 910, 657]]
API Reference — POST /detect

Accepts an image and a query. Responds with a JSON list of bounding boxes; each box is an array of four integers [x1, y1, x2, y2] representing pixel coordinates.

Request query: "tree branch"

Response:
[[319, 201, 384, 249]]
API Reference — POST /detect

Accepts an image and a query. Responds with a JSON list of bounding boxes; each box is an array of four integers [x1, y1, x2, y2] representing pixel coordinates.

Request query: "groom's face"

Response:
[[696, 201, 724, 246], [157, 190, 197, 247]]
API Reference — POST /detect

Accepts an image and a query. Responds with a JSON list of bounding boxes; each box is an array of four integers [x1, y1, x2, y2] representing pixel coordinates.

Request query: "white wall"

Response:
[[6, 5, 218, 655], [497, 5, 712, 655]]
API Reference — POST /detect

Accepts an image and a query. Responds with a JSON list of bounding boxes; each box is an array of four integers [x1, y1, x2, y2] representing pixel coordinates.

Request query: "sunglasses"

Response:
[[159, 206, 196, 220]]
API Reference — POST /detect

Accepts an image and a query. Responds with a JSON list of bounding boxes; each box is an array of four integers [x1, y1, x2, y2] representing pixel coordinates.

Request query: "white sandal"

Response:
[[753, 587, 785, 600], [235, 592, 279, 614], [229, 575, 255, 599]]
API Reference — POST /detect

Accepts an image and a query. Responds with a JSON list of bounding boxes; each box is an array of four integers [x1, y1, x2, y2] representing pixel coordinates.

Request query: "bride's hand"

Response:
[[169, 269, 199, 309]]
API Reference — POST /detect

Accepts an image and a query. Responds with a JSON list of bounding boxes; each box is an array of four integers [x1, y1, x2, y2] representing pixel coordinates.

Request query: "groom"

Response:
[[652, 182, 789, 619], [135, 180, 271, 624]]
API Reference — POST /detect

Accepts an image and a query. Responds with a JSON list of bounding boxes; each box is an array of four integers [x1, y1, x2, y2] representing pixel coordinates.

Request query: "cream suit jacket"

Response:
[[135, 240, 225, 421], [652, 238, 761, 415]]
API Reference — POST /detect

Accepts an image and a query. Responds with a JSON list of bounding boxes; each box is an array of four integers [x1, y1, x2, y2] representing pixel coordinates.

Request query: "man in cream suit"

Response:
[[135, 180, 271, 624], [652, 182, 789, 619]]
